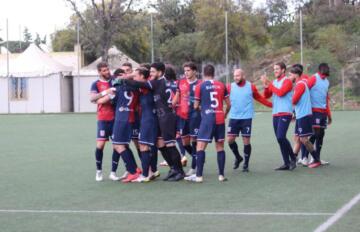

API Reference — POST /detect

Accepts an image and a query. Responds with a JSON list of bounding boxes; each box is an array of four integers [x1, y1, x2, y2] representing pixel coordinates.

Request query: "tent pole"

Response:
[[6, 18, 10, 113]]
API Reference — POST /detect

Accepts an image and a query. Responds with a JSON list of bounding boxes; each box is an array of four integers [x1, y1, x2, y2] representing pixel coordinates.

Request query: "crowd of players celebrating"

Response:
[[90, 61, 332, 183]]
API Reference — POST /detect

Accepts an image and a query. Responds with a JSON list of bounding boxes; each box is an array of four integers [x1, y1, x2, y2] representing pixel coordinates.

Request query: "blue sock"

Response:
[[243, 144, 251, 167], [111, 150, 120, 172], [176, 137, 186, 156], [229, 142, 242, 161], [141, 151, 151, 177], [184, 144, 192, 156], [127, 148, 138, 169], [150, 146, 158, 172], [121, 149, 137, 174], [191, 141, 197, 169], [95, 148, 103, 171], [277, 138, 290, 166], [196, 150, 205, 177], [217, 150, 226, 176]]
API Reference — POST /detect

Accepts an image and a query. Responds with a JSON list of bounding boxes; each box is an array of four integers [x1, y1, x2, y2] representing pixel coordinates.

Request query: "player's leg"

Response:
[[186, 115, 201, 176], [215, 124, 227, 181], [227, 119, 243, 169], [274, 116, 295, 170], [240, 119, 252, 172], [95, 120, 111, 181], [176, 117, 186, 160]]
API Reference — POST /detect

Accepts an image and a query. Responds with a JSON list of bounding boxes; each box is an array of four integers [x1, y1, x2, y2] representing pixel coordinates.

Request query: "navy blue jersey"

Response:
[[112, 85, 139, 123], [139, 88, 156, 121]]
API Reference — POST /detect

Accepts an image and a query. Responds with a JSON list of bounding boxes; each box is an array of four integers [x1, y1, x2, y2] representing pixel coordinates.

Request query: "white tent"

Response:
[[0, 46, 11, 54], [0, 44, 74, 113]]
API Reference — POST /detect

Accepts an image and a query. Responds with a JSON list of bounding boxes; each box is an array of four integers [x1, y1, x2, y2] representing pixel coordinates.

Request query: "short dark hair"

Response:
[[318, 63, 330, 76], [151, 62, 166, 73], [164, 65, 177, 81], [183, 62, 197, 71], [292, 64, 303, 72], [97, 62, 108, 71], [113, 68, 125, 77], [136, 67, 150, 79], [290, 66, 303, 76], [203, 64, 215, 77], [122, 62, 132, 69], [140, 63, 151, 70], [275, 62, 286, 71]]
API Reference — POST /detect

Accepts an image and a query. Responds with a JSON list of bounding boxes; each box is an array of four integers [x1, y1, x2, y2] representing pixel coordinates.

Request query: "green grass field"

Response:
[[0, 111, 359, 232]]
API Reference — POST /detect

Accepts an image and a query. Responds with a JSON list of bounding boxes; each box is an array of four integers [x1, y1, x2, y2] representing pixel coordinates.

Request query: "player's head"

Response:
[[134, 67, 150, 82], [150, 62, 166, 79], [97, 62, 110, 80], [292, 63, 303, 72], [113, 68, 125, 78], [318, 63, 330, 76], [121, 62, 133, 74], [203, 64, 215, 79], [233, 68, 245, 83], [164, 65, 177, 81], [183, 62, 197, 80], [140, 63, 151, 70], [274, 62, 286, 78], [289, 65, 303, 82]]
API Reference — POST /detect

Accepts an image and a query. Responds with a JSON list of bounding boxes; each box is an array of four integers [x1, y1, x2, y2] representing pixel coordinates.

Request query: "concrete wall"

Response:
[[0, 78, 9, 113], [73, 75, 97, 112]]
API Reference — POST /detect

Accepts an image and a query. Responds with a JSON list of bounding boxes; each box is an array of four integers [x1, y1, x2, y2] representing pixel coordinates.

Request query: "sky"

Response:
[[0, 0, 267, 44]]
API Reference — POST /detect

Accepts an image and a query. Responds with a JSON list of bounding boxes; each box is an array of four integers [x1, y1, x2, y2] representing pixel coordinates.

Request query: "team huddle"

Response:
[[90, 61, 332, 183]]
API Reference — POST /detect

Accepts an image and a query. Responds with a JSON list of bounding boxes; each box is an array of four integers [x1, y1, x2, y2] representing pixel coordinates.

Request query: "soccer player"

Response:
[[302, 63, 332, 165], [261, 62, 297, 171], [90, 62, 115, 181], [227, 69, 272, 172], [96, 74, 141, 183], [131, 67, 159, 182], [172, 62, 202, 176], [185, 64, 231, 182], [118, 62, 185, 181], [289, 65, 321, 168]]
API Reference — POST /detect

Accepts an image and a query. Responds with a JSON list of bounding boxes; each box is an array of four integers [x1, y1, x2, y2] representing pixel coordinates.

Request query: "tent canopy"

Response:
[[80, 46, 139, 75], [0, 43, 72, 77]]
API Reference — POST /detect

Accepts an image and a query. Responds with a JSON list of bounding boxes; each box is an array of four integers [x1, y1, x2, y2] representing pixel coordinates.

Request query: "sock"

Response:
[[167, 146, 184, 173], [191, 141, 197, 169], [196, 150, 206, 177], [229, 142, 242, 161], [310, 150, 320, 163], [315, 129, 325, 160], [301, 144, 308, 159], [176, 137, 185, 156], [127, 148, 138, 169], [111, 150, 121, 172], [136, 147, 142, 159], [277, 138, 290, 166], [159, 147, 174, 167], [150, 146, 158, 172], [243, 144, 252, 168], [217, 150, 226, 176], [95, 148, 103, 171], [184, 144, 193, 156], [121, 149, 137, 174], [140, 150, 151, 177]]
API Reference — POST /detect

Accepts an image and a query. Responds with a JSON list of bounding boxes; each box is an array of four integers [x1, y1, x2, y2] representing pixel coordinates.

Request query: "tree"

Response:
[[51, 29, 77, 52], [23, 27, 32, 42], [65, 0, 134, 61], [266, 0, 289, 25]]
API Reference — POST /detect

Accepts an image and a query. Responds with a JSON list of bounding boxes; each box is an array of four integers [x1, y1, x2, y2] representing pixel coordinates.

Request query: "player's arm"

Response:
[[326, 94, 332, 125], [292, 82, 305, 105], [90, 88, 115, 103], [306, 75, 316, 89], [120, 79, 152, 90], [269, 79, 293, 97], [172, 91, 180, 108], [224, 97, 231, 119], [252, 84, 272, 108], [194, 83, 201, 111], [96, 88, 116, 104]]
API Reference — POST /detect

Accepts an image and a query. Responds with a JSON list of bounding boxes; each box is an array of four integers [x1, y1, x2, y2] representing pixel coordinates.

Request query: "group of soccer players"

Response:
[[90, 60, 331, 183]]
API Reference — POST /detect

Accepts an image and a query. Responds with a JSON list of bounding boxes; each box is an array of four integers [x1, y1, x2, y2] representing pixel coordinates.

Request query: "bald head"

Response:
[[233, 68, 245, 83]]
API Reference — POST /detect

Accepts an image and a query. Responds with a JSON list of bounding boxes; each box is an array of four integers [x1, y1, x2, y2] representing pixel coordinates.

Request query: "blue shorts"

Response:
[[312, 112, 327, 129], [197, 119, 225, 143], [295, 115, 313, 137], [97, 120, 114, 141], [177, 116, 201, 138], [139, 118, 158, 146], [227, 119, 252, 137], [132, 119, 140, 139], [112, 121, 133, 145], [158, 113, 177, 144]]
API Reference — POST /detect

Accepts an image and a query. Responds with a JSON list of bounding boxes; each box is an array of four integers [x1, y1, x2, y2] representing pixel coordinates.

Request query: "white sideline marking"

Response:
[[0, 209, 332, 216], [314, 192, 360, 232]]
